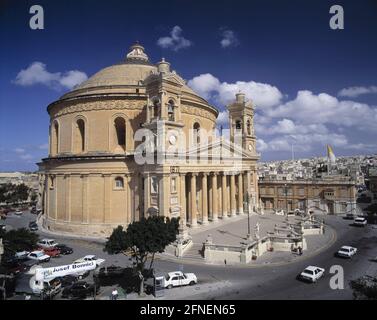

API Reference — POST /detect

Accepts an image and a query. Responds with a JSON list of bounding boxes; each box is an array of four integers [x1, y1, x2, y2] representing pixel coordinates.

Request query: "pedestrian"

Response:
[[111, 289, 118, 300], [224, 259, 227, 265], [298, 247, 302, 255]]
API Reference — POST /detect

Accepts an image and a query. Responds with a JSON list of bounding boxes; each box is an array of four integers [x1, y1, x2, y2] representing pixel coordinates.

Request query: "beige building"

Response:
[[38, 43, 259, 236], [259, 176, 357, 215]]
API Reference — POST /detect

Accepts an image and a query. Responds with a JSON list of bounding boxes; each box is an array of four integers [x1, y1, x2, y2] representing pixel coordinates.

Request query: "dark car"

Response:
[[28, 221, 38, 231], [97, 265, 126, 278], [55, 244, 73, 255], [55, 275, 79, 287], [1, 260, 28, 276], [0, 224, 6, 232], [61, 281, 100, 299]]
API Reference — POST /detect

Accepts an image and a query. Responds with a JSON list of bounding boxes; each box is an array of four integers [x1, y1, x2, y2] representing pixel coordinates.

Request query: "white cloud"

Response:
[[20, 154, 33, 160], [220, 29, 239, 48], [13, 61, 88, 90], [14, 148, 25, 153], [38, 143, 49, 150], [187, 73, 220, 100], [188, 73, 283, 108], [257, 139, 268, 152], [157, 26, 192, 51], [216, 110, 229, 126], [338, 85, 377, 98], [266, 90, 377, 131]]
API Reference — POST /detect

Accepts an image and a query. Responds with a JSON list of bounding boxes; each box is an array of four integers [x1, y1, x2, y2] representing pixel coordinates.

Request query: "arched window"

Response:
[[114, 177, 124, 189], [247, 119, 251, 135], [114, 117, 126, 151], [168, 100, 175, 121], [235, 120, 242, 130], [74, 119, 85, 153], [193, 122, 200, 145], [51, 121, 59, 155]]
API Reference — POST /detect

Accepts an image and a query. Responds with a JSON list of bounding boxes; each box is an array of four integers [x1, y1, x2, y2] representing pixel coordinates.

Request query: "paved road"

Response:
[[3, 212, 377, 300]]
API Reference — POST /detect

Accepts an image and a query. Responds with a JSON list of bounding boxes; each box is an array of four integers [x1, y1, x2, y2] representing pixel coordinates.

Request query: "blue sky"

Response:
[[0, 0, 376, 171]]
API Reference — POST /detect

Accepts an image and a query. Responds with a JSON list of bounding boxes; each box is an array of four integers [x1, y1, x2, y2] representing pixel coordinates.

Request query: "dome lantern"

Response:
[[126, 42, 149, 62]]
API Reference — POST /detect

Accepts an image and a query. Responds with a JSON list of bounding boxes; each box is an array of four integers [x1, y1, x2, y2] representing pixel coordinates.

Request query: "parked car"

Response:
[[298, 266, 325, 283], [336, 246, 357, 258], [29, 221, 38, 231], [41, 247, 61, 258], [74, 255, 105, 266], [1, 259, 28, 276], [97, 265, 125, 278], [55, 275, 79, 288], [164, 271, 198, 289], [61, 281, 99, 299], [55, 244, 73, 255], [15, 251, 30, 260], [37, 239, 59, 248], [354, 217, 367, 227], [344, 213, 355, 220], [0, 224, 6, 232], [14, 210, 22, 216], [27, 250, 50, 263]]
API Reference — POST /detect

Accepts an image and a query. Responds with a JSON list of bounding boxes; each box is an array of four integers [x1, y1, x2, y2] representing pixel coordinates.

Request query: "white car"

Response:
[[354, 217, 367, 227], [336, 246, 357, 258], [74, 255, 105, 266], [15, 250, 30, 259], [14, 210, 22, 215], [37, 239, 59, 249], [299, 266, 325, 283], [27, 250, 50, 263], [164, 271, 198, 289]]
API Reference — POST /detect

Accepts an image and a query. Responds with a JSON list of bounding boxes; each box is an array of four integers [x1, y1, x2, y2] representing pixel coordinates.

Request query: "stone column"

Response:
[[230, 173, 236, 216], [202, 173, 208, 224], [82, 174, 89, 223], [180, 174, 187, 225], [125, 174, 131, 224], [238, 173, 244, 214], [190, 173, 198, 227], [143, 174, 149, 217], [211, 172, 218, 222], [158, 174, 170, 218], [221, 173, 228, 219], [103, 174, 111, 223], [65, 175, 71, 222]]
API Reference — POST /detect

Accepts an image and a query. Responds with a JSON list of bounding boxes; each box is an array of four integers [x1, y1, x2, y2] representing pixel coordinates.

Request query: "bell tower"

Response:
[[227, 92, 256, 153]]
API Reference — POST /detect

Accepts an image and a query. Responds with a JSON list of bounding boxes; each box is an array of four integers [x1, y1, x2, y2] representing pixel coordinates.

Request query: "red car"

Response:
[[40, 247, 61, 258]]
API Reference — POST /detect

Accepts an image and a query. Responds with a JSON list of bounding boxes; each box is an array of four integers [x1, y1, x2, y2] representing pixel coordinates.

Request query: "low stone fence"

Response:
[[204, 234, 306, 265]]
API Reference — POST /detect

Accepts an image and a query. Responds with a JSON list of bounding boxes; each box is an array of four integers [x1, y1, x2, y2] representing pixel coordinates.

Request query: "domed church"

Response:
[[38, 43, 260, 236]]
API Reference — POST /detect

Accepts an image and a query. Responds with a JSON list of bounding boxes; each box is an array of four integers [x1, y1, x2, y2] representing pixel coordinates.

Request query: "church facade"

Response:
[[38, 43, 260, 236]]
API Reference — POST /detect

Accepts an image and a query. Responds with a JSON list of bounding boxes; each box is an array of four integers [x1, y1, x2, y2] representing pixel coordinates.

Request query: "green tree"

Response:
[[1, 228, 39, 255], [105, 216, 179, 271], [104, 216, 179, 294], [30, 191, 38, 203]]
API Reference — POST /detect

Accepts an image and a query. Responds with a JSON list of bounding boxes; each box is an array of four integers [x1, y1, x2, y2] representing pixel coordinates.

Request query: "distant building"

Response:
[[259, 176, 357, 215], [366, 166, 377, 194]]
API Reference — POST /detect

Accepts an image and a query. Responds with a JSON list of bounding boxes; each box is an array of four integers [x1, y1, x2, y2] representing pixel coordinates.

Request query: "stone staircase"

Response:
[[181, 243, 205, 261]]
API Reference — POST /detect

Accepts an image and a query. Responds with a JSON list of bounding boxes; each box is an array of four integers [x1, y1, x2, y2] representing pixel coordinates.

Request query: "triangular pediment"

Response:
[[186, 137, 258, 160]]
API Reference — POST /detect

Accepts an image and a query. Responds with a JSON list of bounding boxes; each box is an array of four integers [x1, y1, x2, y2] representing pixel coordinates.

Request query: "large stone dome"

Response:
[[60, 43, 207, 105]]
